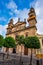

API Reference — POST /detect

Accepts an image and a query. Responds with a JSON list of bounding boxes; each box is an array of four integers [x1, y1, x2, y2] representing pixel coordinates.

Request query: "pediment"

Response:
[[14, 21, 26, 27], [15, 22, 22, 25]]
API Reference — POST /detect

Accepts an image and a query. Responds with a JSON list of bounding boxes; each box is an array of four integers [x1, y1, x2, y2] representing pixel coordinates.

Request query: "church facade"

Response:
[[3, 8, 43, 57]]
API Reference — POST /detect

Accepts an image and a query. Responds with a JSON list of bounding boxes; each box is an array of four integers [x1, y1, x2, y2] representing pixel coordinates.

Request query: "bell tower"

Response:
[[6, 19, 14, 35], [27, 7, 37, 27]]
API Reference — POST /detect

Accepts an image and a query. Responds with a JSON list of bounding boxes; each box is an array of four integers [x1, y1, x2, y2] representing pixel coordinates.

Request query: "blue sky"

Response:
[[0, 0, 43, 37], [0, 0, 35, 25]]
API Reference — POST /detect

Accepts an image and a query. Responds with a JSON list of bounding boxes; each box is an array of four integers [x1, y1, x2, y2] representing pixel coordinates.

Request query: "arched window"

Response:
[[15, 35, 19, 40], [25, 32, 28, 37]]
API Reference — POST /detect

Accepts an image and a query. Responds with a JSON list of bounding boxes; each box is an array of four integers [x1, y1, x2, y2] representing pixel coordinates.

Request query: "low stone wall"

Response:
[[0, 59, 43, 65], [0, 53, 43, 65], [0, 60, 15, 65]]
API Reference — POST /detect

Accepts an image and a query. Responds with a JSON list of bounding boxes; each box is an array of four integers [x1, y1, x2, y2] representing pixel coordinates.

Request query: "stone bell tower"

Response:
[[27, 7, 37, 36], [27, 7, 37, 27], [6, 19, 14, 35]]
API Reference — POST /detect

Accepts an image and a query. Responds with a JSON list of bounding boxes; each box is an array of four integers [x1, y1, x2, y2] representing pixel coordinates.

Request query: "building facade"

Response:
[[3, 8, 43, 57]]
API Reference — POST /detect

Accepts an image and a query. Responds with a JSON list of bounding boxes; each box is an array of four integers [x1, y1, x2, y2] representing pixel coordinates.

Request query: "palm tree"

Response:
[[16, 35, 24, 65], [24, 36, 40, 65], [3, 36, 16, 59]]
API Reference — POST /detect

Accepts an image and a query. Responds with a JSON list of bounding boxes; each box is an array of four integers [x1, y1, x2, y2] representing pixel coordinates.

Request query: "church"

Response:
[[3, 7, 43, 57]]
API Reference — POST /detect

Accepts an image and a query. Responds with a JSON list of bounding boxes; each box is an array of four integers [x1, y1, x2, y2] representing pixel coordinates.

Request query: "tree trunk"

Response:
[[29, 49, 32, 65], [19, 44, 22, 65], [3, 53, 5, 60], [6, 48, 9, 59]]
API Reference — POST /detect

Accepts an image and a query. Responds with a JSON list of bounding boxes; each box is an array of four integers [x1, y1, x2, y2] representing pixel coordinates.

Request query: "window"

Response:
[[13, 48, 16, 53], [25, 32, 28, 37], [15, 35, 18, 38], [15, 35, 19, 40], [42, 39, 43, 45]]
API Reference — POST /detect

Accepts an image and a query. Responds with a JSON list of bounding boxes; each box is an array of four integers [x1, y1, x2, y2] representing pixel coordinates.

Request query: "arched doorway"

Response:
[[24, 47, 28, 55], [13, 48, 16, 53]]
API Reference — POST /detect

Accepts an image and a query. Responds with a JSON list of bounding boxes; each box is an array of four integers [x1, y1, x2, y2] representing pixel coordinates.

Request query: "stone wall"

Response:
[[0, 53, 43, 65]]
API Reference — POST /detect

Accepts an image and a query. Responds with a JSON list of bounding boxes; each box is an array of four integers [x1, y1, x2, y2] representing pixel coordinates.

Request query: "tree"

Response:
[[0, 35, 4, 48], [16, 35, 24, 53], [0, 35, 4, 60], [16, 35, 24, 65], [24, 36, 40, 65], [3, 36, 16, 59], [3, 36, 16, 48]]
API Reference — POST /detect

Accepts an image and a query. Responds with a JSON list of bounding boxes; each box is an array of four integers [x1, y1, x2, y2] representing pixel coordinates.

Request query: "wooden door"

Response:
[[13, 48, 16, 53], [24, 47, 28, 55]]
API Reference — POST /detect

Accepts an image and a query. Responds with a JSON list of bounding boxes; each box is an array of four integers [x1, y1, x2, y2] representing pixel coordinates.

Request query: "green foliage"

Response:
[[24, 36, 40, 49], [24, 36, 40, 65], [0, 35, 4, 47], [16, 35, 24, 45], [3, 36, 16, 48]]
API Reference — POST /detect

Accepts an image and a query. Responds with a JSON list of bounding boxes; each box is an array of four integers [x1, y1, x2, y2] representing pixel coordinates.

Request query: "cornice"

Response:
[[6, 26, 37, 35]]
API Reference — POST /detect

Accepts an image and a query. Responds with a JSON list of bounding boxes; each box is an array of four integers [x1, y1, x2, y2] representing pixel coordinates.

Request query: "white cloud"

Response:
[[6, 0, 17, 12], [0, 17, 6, 21], [16, 8, 29, 21], [14, 9, 20, 14], [9, 8, 29, 24], [9, 11, 14, 16], [0, 25, 7, 37], [13, 17, 18, 24], [34, 0, 43, 34], [6, 0, 18, 16], [28, 0, 43, 34], [6, 0, 29, 20], [8, 17, 18, 24]]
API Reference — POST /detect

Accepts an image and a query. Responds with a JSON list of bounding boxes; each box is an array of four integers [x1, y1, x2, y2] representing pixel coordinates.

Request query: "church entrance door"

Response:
[[13, 48, 16, 53], [24, 47, 28, 55]]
